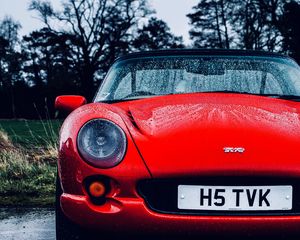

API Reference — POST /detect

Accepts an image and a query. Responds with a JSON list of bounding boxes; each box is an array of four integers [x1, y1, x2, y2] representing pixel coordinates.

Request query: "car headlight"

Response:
[[77, 119, 127, 168]]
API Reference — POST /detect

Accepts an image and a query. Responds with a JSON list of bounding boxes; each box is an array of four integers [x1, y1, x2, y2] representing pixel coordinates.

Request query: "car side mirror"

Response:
[[55, 95, 87, 113]]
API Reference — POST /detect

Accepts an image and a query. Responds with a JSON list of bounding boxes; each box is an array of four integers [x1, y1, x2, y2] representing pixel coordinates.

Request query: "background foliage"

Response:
[[0, 120, 58, 206]]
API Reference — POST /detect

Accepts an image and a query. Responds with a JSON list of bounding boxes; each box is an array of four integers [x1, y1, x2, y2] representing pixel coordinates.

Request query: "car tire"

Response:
[[56, 174, 89, 240]]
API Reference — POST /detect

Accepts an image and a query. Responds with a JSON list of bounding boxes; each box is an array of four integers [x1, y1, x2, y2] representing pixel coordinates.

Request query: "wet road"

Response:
[[0, 208, 296, 240], [0, 208, 55, 240]]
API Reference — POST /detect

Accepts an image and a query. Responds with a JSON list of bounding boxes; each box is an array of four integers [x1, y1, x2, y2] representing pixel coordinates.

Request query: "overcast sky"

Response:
[[0, 0, 198, 44]]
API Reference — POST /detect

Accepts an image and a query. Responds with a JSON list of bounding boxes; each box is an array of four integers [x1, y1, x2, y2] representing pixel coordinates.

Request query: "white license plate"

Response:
[[178, 185, 293, 211]]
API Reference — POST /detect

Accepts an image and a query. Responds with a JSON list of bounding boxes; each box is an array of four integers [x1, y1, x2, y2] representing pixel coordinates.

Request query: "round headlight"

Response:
[[77, 119, 127, 168]]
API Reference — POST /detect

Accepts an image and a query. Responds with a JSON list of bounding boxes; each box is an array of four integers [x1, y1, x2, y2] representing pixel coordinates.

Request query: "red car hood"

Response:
[[116, 93, 300, 178]]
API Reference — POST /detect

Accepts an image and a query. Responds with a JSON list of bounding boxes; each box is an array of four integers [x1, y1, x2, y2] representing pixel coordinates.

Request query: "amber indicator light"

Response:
[[89, 181, 106, 198]]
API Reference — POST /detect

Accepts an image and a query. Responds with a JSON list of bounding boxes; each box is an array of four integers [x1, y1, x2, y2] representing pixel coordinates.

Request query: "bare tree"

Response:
[[29, 0, 151, 99], [0, 16, 21, 49], [0, 16, 22, 118], [187, 0, 232, 49], [188, 0, 286, 51], [133, 17, 184, 51]]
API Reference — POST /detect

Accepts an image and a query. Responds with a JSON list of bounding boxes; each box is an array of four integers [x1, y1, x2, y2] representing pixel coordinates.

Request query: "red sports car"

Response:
[[55, 49, 300, 239]]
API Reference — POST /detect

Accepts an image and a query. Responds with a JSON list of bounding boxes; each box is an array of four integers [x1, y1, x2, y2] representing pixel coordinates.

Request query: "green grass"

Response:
[[0, 119, 61, 147], [0, 119, 61, 207]]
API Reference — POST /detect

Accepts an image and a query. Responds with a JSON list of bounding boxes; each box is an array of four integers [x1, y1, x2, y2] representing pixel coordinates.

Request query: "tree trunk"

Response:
[[220, 0, 230, 48], [214, 3, 223, 48], [81, 66, 95, 101]]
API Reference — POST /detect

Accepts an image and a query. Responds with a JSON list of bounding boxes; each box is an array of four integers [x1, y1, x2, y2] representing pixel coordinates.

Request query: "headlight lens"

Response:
[[77, 119, 127, 168]]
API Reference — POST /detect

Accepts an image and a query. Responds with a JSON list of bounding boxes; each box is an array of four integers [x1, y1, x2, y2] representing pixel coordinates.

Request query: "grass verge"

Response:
[[0, 119, 61, 147], [0, 123, 58, 207]]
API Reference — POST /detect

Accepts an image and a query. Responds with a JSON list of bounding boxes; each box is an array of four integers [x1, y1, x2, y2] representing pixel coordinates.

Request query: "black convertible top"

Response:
[[115, 49, 292, 63]]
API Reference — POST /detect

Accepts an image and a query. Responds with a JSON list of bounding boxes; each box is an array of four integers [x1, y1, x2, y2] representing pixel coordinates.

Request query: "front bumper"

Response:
[[61, 193, 300, 237]]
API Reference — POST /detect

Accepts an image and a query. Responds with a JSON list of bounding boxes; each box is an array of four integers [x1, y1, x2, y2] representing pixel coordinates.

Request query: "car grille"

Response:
[[138, 177, 300, 216]]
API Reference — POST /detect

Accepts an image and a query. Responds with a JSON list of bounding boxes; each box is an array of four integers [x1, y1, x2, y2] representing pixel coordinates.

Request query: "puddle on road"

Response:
[[0, 208, 55, 240]]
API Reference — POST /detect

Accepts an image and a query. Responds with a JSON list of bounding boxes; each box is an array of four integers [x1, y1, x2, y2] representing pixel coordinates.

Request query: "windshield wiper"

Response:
[[98, 95, 158, 104], [97, 98, 141, 104], [263, 94, 300, 101], [202, 91, 300, 102], [176, 91, 300, 102]]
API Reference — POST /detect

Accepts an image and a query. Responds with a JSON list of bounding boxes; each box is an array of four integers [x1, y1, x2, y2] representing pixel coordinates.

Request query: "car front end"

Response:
[[56, 49, 300, 238]]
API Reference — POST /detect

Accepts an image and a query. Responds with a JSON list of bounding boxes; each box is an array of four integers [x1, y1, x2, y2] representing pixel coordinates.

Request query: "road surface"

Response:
[[0, 208, 55, 240], [0, 208, 295, 240]]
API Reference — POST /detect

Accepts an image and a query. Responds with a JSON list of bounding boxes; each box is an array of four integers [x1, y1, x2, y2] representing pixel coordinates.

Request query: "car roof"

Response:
[[115, 49, 293, 63]]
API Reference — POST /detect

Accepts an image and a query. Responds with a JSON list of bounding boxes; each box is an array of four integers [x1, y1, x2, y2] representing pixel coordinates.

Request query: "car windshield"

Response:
[[94, 55, 300, 102]]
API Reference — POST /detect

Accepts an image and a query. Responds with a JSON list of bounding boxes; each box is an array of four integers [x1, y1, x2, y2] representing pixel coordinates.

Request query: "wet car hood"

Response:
[[116, 93, 300, 178]]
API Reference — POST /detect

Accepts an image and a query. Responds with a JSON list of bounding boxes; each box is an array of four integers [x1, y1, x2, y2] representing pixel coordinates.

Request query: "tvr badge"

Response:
[[223, 147, 245, 153]]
